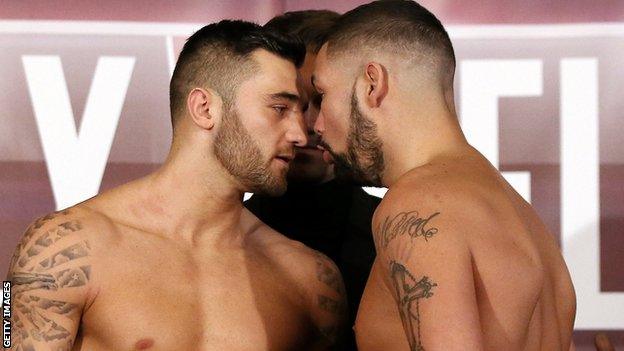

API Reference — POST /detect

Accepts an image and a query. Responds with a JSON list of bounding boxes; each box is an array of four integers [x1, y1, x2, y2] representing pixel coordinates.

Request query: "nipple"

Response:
[[135, 338, 155, 350]]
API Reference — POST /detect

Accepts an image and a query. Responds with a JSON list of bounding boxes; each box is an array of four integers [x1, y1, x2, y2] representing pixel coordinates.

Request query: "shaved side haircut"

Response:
[[325, 0, 456, 94], [264, 10, 340, 53], [169, 20, 305, 128]]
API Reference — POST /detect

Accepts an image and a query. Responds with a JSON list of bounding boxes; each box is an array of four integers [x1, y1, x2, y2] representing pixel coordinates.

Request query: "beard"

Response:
[[323, 91, 385, 187], [213, 106, 287, 196]]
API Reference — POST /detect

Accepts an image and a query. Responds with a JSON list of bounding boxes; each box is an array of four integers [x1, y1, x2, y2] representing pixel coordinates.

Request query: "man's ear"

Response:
[[187, 88, 217, 130], [363, 62, 388, 108]]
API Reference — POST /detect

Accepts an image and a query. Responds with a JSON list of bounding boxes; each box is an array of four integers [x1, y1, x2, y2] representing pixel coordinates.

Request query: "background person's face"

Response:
[[214, 49, 307, 196], [286, 52, 334, 184]]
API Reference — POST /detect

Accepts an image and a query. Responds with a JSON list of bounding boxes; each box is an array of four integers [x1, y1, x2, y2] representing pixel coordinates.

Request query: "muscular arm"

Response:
[[308, 252, 348, 351], [6, 210, 92, 351], [375, 206, 484, 350]]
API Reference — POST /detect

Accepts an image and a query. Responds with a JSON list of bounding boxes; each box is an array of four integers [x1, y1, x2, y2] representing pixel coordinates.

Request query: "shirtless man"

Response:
[[6, 20, 346, 350], [311, 1, 576, 350], [246, 10, 379, 351]]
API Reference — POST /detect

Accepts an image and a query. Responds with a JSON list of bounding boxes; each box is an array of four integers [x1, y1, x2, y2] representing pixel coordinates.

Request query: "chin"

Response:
[[257, 177, 288, 196]]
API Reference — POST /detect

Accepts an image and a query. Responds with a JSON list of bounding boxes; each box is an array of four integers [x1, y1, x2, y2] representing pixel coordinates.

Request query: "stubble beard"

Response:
[[328, 91, 385, 187], [213, 106, 287, 196]]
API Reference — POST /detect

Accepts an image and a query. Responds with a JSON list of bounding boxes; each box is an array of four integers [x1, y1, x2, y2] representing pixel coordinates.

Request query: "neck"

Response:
[[381, 108, 469, 188], [130, 146, 248, 248]]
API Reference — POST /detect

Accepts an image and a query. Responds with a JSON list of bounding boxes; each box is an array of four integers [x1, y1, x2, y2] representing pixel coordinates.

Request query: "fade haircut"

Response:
[[169, 20, 305, 128], [264, 10, 340, 54], [325, 0, 456, 91]]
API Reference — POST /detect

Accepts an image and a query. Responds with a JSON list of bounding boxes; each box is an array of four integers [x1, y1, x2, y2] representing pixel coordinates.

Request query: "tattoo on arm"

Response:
[[376, 211, 440, 249], [315, 252, 345, 296], [390, 261, 436, 351], [8, 212, 89, 350], [17, 220, 83, 269], [313, 252, 346, 346], [317, 295, 342, 314], [318, 325, 340, 345]]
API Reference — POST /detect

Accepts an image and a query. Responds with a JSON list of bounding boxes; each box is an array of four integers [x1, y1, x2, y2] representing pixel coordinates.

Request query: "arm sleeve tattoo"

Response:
[[7, 210, 90, 351], [376, 209, 440, 351]]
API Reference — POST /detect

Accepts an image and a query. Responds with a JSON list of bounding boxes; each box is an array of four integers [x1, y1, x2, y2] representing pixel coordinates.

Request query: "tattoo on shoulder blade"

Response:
[[390, 261, 436, 351], [376, 211, 440, 249]]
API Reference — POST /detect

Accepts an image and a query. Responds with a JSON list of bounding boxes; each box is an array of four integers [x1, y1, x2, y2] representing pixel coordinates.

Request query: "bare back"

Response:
[[355, 151, 576, 351]]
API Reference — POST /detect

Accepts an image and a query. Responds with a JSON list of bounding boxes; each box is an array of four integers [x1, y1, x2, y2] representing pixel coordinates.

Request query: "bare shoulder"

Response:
[[5, 205, 120, 349], [374, 166, 498, 252], [251, 224, 347, 346], [252, 224, 342, 290], [7, 204, 119, 279], [373, 167, 491, 350], [251, 223, 345, 303]]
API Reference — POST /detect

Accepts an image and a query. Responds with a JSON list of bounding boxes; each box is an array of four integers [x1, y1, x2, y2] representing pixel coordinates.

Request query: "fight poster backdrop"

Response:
[[0, 1, 622, 349]]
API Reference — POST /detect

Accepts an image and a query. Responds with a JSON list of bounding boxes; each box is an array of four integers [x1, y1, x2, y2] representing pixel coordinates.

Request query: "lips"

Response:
[[275, 154, 294, 163]]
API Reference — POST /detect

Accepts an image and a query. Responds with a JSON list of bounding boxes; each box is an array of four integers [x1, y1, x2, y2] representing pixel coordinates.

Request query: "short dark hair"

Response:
[[169, 20, 305, 126], [325, 0, 455, 87], [264, 10, 340, 54]]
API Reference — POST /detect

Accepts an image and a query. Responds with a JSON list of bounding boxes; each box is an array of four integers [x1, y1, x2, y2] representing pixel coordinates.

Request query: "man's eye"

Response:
[[273, 106, 287, 114]]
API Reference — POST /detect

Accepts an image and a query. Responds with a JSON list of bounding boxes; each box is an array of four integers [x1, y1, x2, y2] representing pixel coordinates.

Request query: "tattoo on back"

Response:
[[376, 211, 440, 249], [7, 210, 90, 350], [390, 261, 437, 351]]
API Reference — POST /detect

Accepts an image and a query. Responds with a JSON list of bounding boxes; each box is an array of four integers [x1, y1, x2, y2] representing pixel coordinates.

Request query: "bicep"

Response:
[[386, 247, 483, 350], [8, 212, 91, 350], [377, 208, 484, 350]]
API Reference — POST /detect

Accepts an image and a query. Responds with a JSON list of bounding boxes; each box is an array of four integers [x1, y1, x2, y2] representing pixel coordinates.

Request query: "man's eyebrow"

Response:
[[266, 92, 300, 103]]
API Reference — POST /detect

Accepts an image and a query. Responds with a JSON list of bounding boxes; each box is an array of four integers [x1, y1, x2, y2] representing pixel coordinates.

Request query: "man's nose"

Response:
[[286, 115, 308, 147]]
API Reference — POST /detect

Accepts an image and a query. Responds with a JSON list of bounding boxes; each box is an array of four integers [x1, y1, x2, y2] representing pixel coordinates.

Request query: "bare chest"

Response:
[[79, 242, 313, 351]]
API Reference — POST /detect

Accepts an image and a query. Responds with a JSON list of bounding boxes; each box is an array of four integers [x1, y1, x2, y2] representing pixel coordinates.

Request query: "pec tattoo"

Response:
[[390, 261, 436, 351], [376, 211, 440, 249]]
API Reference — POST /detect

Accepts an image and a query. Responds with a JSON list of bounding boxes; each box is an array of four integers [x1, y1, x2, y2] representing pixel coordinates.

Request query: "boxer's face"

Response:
[[312, 45, 385, 186], [286, 52, 334, 184], [214, 49, 306, 196]]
